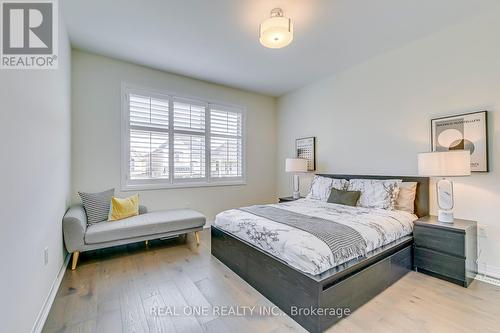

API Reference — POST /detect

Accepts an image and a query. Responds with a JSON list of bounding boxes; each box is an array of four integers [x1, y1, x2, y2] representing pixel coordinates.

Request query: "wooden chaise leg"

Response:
[[71, 251, 80, 270], [195, 231, 200, 246], [145, 240, 149, 246]]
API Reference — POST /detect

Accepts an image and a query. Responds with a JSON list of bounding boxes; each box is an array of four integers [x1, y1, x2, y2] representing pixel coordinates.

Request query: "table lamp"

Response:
[[417, 150, 471, 223], [285, 158, 308, 199]]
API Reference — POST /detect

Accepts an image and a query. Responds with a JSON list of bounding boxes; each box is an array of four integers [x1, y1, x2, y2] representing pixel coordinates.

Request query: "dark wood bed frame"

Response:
[[211, 174, 429, 333]]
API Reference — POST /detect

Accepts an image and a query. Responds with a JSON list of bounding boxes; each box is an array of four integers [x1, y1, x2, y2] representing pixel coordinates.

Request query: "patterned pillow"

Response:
[[306, 176, 348, 201], [78, 189, 115, 224], [347, 179, 401, 210]]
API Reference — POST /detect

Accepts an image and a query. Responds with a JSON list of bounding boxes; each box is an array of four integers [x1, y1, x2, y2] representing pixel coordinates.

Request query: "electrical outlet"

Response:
[[478, 224, 488, 238], [44, 247, 49, 265]]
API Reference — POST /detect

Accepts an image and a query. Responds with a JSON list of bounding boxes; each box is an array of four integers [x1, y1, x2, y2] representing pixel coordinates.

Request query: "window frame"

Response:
[[121, 82, 246, 191]]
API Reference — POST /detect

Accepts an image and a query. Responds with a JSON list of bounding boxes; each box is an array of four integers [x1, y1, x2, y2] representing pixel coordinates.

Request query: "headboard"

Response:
[[317, 174, 430, 218]]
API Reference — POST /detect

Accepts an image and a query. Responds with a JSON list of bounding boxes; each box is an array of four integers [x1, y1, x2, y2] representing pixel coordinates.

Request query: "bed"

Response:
[[211, 174, 429, 333]]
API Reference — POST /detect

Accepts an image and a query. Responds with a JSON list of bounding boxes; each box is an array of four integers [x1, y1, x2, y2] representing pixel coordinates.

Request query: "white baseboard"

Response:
[[475, 274, 500, 286], [476, 263, 500, 286], [484, 265, 500, 279], [31, 253, 70, 333]]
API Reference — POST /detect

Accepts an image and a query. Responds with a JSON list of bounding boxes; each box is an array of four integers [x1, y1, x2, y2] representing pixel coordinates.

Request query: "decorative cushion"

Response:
[[306, 176, 348, 201], [327, 188, 361, 207], [395, 182, 418, 214], [108, 194, 139, 221], [78, 189, 114, 224], [347, 179, 402, 210]]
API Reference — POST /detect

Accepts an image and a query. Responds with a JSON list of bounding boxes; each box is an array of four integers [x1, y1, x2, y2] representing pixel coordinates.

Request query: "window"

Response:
[[121, 84, 245, 190], [210, 106, 243, 179]]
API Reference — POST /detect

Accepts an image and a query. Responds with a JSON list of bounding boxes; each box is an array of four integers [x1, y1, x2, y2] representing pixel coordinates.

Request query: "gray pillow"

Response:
[[78, 189, 114, 224], [327, 188, 361, 207]]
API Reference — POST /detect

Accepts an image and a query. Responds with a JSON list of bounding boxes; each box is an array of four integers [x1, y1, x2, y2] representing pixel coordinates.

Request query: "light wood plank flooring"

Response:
[[43, 229, 500, 333]]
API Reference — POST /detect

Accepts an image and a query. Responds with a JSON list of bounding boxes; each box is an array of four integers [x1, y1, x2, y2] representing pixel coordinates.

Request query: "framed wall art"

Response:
[[296, 137, 315, 171], [431, 111, 488, 172]]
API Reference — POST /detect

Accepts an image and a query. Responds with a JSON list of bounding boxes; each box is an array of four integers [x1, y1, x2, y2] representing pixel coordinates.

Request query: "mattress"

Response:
[[214, 198, 417, 275]]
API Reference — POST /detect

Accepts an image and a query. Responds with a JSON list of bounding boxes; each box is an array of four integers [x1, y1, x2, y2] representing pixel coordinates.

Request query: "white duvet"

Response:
[[214, 198, 417, 275]]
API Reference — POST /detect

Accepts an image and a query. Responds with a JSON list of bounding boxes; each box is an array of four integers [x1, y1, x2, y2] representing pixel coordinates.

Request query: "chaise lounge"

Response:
[[63, 205, 206, 270]]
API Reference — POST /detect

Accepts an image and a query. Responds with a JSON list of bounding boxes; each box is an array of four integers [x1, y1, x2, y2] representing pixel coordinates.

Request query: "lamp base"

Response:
[[438, 209, 454, 223], [292, 174, 300, 199]]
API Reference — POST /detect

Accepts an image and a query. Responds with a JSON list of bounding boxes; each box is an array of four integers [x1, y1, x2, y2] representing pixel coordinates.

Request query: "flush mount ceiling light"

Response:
[[259, 8, 293, 49]]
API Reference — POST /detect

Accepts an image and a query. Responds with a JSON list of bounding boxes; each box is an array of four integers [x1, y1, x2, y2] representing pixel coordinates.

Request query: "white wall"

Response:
[[0, 14, 72, 333], [71, 50, 276, 221], [277, 8, 500, 278]]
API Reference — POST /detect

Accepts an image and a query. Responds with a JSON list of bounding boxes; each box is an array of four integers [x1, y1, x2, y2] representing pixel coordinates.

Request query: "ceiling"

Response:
[[62, 0, 499, 96]]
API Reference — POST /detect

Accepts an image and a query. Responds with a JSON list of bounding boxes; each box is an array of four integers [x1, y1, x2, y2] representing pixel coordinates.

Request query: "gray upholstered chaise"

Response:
[[63, 205, 206, 270]]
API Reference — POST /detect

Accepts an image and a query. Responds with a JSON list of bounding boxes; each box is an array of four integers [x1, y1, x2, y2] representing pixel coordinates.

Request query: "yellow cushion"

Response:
[[108, 194, 139, 221]]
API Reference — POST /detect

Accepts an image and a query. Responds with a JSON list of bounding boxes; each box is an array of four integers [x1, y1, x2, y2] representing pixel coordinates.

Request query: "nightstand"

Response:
[[278, 196, 303, 203], [413, 216, 477, 287]]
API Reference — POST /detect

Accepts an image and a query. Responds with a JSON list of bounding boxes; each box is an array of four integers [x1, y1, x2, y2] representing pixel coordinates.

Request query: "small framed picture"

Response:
[[296, 137, 315, 171], [431, 111, 488, 172]]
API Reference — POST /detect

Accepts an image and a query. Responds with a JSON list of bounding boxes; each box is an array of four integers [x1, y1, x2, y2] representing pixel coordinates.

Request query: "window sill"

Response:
[[121, 180, 246, 191]]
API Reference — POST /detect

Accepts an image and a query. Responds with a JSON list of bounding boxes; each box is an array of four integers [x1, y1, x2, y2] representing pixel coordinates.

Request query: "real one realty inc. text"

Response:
[[150, 305, 351, 318]]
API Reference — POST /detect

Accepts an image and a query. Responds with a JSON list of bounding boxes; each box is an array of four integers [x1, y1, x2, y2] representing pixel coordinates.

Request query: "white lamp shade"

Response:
[[417, 150, 471, 177], [259, 10, 293, 49], [285, 158, 308, 172]]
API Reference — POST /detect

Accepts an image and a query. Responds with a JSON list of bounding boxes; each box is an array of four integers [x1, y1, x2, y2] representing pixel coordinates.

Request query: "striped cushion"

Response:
[[78, 189, 114, 224]]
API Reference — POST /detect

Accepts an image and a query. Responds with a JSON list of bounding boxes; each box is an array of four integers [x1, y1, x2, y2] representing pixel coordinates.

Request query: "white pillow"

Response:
[[347, 179, 402, 210], [306, 176, 348, 201], [394, 182, 417, 213]]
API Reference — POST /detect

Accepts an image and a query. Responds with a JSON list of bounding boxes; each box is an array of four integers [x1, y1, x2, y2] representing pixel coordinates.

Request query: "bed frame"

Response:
[[211, 175, 429, 333]]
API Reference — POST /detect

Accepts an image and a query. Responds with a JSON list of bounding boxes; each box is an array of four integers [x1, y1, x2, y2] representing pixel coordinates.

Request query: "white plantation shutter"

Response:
[[128, 94, 170, 180], [210, 106, 243, 179], [173, 99, 205, 132], [130, 94, 169, 128], [130, 130, 169, 179], [123, 86, 245, 189], [211, 108, 242, 136], [210, 137, 242, 177], [174, 134, 205, 179], [172, 98, 207, 179]]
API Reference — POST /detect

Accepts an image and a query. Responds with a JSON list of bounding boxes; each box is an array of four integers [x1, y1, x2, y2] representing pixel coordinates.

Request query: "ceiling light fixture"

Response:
[[259, 8, 293, 49]]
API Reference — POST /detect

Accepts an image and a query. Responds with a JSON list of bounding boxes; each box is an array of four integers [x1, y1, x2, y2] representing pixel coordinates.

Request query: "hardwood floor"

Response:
[[43, 229, 500, 333]]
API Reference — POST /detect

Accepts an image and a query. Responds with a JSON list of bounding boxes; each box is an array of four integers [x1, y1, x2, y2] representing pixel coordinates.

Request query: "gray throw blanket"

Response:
[[239, 205, 367, 263]]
